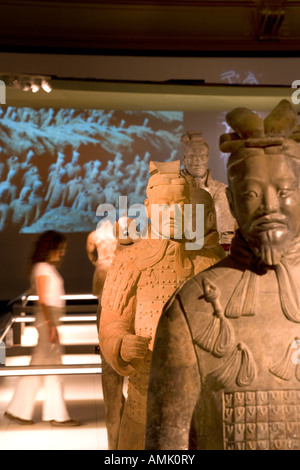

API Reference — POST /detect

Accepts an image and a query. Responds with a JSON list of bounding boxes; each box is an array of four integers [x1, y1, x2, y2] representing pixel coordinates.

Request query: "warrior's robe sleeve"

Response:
[[99, 248, 141, 376], [145, 292, 201, 450]]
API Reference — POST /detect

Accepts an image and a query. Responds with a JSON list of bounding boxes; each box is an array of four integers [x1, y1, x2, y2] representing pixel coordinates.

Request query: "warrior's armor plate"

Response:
[[222, 389, 300, 450], [135, 242, 192, 350]]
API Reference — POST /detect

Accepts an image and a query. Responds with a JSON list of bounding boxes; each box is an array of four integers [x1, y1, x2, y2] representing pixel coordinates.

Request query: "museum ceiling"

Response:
[[1, 0, 300, 55]]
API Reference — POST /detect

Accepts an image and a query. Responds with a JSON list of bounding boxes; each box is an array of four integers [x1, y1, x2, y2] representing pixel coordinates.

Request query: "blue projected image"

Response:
[[0, 107, 184, 233]]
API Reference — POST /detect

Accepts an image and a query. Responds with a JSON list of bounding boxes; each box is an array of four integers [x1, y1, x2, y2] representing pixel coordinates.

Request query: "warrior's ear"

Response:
[[226, 187, 236, 219], [206, 211, 216, 230]]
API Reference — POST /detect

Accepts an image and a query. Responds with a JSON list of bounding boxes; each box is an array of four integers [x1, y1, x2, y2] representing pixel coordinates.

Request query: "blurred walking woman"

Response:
[[5, 230, 80, 426]]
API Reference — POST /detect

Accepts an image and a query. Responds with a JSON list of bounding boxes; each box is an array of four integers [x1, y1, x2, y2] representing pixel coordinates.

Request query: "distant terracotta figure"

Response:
[[86, 220, 119, 298], [99, 160, 225, 450], [146, 100, 300, 451], [181, 130, 236, 248]]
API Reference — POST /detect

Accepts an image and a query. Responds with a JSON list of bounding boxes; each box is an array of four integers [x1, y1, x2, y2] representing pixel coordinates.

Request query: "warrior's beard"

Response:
[[248, 228, 292, 266]]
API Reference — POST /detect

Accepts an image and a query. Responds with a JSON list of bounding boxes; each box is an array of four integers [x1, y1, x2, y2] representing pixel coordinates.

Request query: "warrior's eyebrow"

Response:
[[239, 176, 297, 185]]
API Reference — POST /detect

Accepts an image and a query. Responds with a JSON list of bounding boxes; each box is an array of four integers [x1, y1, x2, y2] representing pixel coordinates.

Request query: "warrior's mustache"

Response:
[[249, 214, 287, 232]]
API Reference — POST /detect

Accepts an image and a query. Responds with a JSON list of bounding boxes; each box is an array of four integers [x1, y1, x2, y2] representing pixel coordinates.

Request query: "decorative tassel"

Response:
[[213, 316, 235, 358], [225, 270, 258, 318], [194, 278, 234, 358], [270, 338, 300, 381], [194, 315, 220, 353], [237, 344, 256, 387], [210, 346, 241, 387], [210, 342, 256, 388]]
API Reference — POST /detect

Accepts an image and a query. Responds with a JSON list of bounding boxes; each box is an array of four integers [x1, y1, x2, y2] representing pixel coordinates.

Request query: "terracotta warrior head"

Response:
[[144, 160, 217, 245], [145, 160, 189, 240], [181, 130, 209, 179], [221, 99, 300, 265]]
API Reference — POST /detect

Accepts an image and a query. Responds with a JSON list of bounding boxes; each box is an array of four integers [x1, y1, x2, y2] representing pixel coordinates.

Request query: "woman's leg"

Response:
[[42, 375, 70, 422], [6, 375, 41, 421]]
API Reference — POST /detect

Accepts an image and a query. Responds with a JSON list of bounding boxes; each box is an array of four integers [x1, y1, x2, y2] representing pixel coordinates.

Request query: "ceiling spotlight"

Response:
[[22, 82, 31, 92], [41, 79, 52, 93], [12, 78, 22, 89], [31, 82, 40, 93], [2, 73, 53, 94]]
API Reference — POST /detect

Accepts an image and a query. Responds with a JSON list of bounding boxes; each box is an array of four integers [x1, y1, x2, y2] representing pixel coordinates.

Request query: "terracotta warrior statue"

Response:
[[86, 217, 134, 450], [146, 99, 300, 451], [181, 130, 236, 249], [99, 160, 225, 450]]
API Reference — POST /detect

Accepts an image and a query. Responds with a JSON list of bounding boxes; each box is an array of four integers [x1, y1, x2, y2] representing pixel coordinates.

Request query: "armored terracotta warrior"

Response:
[[181, 130, 236, 249], [99, 160, 225, 450], [86, 218, 135, 450], [146, 100, 300, 451]]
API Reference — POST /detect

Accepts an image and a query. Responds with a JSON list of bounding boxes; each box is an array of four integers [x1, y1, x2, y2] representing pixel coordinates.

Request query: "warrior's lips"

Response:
[[251, 215, 287, 232]]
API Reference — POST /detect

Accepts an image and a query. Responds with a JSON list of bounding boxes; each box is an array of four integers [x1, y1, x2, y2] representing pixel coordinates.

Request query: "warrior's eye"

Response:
[[241, 190, 258, 199], [278, 188, 293, 198]]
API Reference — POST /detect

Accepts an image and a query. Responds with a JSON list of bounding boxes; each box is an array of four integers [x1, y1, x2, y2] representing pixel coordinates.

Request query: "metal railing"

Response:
[[0, 292, 102, 377]]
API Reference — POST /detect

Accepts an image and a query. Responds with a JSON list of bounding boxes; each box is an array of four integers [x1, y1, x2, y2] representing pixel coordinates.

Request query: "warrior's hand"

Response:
[[120, 334, 151, 362]]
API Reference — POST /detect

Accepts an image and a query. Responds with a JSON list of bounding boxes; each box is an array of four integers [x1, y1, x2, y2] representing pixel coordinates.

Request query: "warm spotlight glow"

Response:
[[13, 314, 97, 323], [31, 83, 40, 93], [27, 294, 97, 301], [41, 79, 52, 93], [0, 365, 102, 377]]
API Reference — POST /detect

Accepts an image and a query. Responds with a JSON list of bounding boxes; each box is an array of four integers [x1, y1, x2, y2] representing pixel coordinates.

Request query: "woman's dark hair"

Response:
[[29, 230, 67, 272]]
